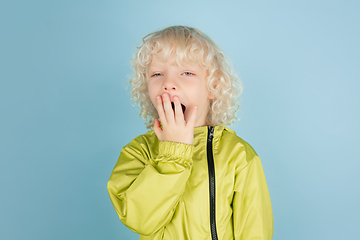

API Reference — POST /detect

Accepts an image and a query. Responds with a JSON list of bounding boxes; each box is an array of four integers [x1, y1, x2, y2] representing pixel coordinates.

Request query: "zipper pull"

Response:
[[208, 126, 214, 142]]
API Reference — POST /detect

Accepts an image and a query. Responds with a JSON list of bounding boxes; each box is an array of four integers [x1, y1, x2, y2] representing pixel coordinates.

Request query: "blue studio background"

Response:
[[1, 0, 359, 239]]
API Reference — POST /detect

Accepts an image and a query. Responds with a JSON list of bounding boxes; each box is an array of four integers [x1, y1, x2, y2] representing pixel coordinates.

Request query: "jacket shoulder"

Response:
[[221, 126, 259, 162]]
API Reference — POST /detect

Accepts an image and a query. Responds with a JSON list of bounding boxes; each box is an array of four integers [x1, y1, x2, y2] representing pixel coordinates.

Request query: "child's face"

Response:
[[147, 52, 213, 127]]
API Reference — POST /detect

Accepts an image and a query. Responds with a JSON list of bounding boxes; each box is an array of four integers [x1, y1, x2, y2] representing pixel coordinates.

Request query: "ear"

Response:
[[207, 79, 219, 99], [208, 92, 215, 99]]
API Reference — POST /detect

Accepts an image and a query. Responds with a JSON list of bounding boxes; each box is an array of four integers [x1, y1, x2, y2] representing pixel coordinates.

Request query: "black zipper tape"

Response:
[[207, 126, 218, 240]]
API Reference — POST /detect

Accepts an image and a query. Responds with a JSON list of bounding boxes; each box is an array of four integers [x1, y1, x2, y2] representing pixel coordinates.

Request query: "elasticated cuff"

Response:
[[156, 141, 194, 167]]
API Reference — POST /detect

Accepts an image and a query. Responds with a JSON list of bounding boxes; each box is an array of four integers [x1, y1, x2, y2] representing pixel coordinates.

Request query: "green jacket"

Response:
[[107, 125, 273, 239]]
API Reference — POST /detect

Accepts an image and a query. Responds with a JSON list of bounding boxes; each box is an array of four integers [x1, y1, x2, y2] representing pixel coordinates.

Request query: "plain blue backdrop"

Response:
[[1, 0, 359, 239]]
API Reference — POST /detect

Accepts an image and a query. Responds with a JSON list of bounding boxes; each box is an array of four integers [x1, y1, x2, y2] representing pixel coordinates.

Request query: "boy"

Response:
[[107, 26, 273, 240]]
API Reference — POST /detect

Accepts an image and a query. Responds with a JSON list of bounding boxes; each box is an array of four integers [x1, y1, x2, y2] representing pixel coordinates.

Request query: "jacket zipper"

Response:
[[207, 126, 218, 240]]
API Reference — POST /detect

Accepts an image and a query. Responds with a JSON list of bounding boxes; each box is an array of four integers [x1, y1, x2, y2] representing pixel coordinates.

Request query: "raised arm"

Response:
[[107, 138, 193, 236]]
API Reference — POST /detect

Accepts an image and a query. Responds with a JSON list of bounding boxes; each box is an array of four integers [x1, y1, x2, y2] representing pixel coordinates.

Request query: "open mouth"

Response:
[[171, 102, 186, 114]]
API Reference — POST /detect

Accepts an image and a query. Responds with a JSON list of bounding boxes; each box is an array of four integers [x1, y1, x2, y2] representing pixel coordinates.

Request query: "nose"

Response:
[[162, 77, 177, 91]]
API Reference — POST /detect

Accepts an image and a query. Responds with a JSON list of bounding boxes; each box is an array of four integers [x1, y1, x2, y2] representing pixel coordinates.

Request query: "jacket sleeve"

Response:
[[107, 138, 193, 236], [232, 153, 273, 240]]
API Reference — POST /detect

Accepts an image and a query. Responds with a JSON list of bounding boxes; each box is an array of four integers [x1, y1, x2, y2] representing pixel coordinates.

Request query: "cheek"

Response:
[[147, 84, 158, 105], [147, 83, 155, 96]]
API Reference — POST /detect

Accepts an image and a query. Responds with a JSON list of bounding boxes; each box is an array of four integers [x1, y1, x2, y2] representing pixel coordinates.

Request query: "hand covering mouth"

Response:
[[171, 102, 186, 114]]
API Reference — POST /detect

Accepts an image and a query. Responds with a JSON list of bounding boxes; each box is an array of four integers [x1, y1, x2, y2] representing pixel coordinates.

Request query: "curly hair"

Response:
[[129, 25, 242, 129]]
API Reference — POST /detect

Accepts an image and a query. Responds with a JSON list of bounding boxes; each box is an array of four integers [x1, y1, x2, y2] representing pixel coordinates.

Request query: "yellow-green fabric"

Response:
[[107, 125, 273, 239]]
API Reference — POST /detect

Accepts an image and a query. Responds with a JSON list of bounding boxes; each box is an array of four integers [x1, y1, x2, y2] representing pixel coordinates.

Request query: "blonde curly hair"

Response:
[[129, 25, 242, 129]]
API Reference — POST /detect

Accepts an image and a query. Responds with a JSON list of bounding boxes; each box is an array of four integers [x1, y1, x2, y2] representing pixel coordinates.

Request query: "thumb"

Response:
[[153, 119, 163, 140]]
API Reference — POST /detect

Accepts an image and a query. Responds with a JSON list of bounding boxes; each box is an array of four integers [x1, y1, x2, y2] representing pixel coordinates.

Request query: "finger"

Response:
[[153, 119, 163, 140], [186, 105, 198, 127], [162, 93, 175, 124], [155, 95, 167, 123], [173, 96, 184, 122]]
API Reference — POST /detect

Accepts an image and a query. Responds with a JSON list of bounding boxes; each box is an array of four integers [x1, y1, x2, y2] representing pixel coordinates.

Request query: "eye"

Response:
[[182, 72, 194, 76], [151, 73, 163, 77]]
